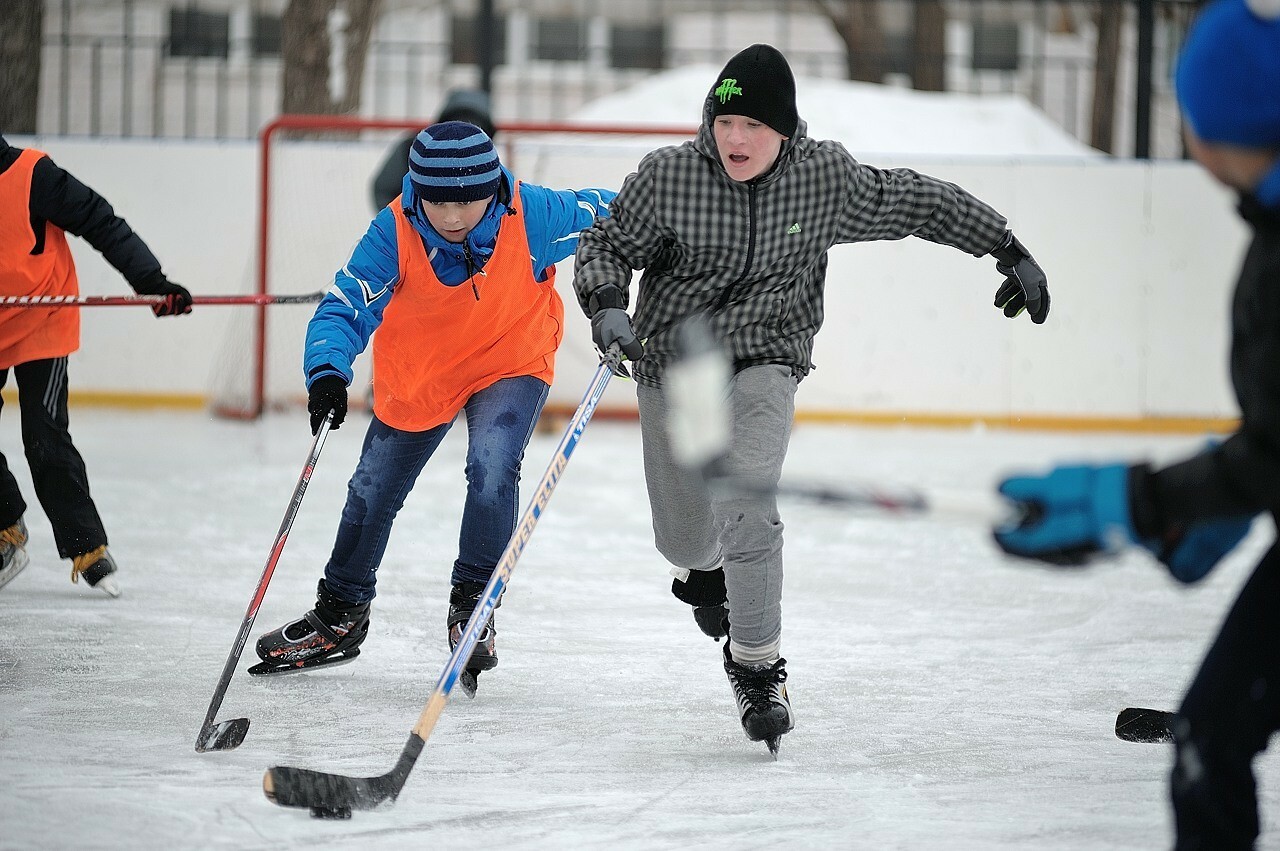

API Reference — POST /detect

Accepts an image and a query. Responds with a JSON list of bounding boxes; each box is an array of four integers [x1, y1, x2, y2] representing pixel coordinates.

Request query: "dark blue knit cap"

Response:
[[1175, 0, 1280, 147], [408, 121, 502, 203]]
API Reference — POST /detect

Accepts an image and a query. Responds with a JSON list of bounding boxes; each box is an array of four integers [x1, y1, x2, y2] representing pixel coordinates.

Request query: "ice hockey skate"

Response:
[[670, 566, 729, 640], [723, 643, 794, 758], [250, 579, 370, 676], [70, 545, 120, 598], [0, 518, 29, 592], [448, 580, 498, 698]]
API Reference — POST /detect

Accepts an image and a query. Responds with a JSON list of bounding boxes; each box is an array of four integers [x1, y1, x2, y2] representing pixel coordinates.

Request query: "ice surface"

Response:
[[0, 409, 1275, 849]]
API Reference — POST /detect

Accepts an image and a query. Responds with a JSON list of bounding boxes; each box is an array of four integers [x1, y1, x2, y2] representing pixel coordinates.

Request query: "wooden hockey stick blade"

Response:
[[265, 734, 423, 813], [1115, 707, 1175, 743]]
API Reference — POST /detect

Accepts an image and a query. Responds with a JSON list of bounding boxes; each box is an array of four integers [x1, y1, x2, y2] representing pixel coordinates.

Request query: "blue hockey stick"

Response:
[[263, 346, 623, 817]]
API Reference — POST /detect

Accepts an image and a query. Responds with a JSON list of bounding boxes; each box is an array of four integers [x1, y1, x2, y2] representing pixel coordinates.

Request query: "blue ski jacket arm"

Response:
[[518, 182, 616, 280], [303, 208, 400, 387]]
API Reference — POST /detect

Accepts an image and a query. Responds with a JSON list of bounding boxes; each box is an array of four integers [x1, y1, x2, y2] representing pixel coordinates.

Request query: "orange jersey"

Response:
[[373, 183, 564, 431], [0, 148, 79, 369]]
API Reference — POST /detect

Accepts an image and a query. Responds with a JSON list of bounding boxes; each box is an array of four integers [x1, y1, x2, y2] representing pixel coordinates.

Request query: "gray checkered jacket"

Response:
[[573, 111, 1011, 388]]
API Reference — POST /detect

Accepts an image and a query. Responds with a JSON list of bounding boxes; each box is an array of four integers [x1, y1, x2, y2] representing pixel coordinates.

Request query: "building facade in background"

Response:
[[32, 0, 1198, 157]]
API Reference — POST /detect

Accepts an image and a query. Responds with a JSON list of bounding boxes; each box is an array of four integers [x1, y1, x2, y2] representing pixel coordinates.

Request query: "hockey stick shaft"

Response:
[[0, 292, 324, 308], [264, 349, 621, 812], [195, 412, 334, 752]]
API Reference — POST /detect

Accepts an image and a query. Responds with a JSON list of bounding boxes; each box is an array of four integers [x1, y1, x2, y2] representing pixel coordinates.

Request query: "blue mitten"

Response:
[[993, 462, 1254, 583], [993, 464, 1135, 566], [1151, 518, 1254, 584]]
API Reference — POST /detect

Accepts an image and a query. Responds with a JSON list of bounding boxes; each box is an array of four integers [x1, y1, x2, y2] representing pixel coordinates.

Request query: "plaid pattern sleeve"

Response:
[[572, 153, 672, 315], [832, 150, 1009, 256]]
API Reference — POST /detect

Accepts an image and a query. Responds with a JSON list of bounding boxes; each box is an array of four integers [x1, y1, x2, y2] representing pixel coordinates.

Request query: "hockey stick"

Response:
[[1115, 707, 1175, 743], [664, 317, 1006, 523], [195, 412, 334, 753], [263, 347, 622, 817], [0, 291, 324, 308]]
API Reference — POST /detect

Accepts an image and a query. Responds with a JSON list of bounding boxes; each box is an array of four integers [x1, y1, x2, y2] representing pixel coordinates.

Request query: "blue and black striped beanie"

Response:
[[408, 121, 501, 203]]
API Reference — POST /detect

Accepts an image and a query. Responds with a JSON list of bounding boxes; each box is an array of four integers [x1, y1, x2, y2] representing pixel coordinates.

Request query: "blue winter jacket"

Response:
[[305, 167, 614, 387]]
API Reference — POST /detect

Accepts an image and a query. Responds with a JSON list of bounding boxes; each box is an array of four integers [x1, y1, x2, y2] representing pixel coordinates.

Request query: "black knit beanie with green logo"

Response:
[[708, 44, 798, 138]]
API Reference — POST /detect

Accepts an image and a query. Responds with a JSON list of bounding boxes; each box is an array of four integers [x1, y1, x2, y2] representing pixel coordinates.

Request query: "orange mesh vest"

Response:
[[375, 183, 564, 431], [0, 148, 79, 369]]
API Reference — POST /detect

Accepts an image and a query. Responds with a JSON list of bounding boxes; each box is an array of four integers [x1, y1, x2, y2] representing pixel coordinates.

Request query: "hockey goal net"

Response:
[[208, 115, 695, 419]]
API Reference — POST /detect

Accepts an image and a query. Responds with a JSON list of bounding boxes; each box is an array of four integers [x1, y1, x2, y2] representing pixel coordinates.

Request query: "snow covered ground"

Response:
[[1, 408, 1276, 850]]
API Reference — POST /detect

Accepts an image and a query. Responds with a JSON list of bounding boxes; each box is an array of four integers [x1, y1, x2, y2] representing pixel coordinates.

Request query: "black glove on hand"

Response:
[[588, 285, 644, 361], [991, 231, 1049, 324], [132, 271, 193, 317], [307, 372, 347, 435]]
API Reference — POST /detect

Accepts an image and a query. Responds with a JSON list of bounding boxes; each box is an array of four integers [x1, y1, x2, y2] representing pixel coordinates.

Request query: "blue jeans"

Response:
[[322, 375, 549, 605]]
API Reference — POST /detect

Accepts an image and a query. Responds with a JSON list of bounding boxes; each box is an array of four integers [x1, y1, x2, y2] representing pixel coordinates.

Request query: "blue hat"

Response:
[[1175, 0, 1280, 148], [408, 121, 501, 203]]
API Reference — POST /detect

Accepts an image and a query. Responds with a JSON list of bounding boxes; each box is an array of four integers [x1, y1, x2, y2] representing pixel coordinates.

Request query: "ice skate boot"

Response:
[[448, 580, 499, 698], [670, 566, 728, 640], [0, 518, 29, 592], [723, 643, 794, 758], [250, 579, 370, 676], [70, 545, 120, 598]]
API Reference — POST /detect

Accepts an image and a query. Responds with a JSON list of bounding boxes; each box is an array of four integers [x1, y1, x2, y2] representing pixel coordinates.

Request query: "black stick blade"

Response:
[[196, 718, 250, 752], [1115, 707, 1175, 743], [264, 734, 424, 814]]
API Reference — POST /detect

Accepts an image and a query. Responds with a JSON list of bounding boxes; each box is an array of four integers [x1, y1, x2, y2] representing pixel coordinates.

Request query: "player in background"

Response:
[[253, 122, 615, 694], [991, 2, 1280, 846], [575, 44, 1050, 754], [0, 135, 192, 597]]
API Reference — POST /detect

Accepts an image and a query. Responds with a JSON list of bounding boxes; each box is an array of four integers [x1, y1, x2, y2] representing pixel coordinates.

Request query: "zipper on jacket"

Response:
[[463, 243, 480, 301], [712, 182, 758, 313]]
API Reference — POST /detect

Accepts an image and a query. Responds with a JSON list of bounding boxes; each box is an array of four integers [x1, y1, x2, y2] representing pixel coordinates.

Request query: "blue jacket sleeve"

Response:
[[303, 208, 400, 387], [518, 183, 616, 280]]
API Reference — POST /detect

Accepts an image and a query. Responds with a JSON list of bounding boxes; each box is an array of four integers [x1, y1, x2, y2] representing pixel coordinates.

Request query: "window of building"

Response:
[[451, 14, 508, 66], [251, 13, 282, 58], [535, 17, 585, 62], [610, 22, 664, 70], [972, 21, 1020, 72], [168, 8, 230, 59]]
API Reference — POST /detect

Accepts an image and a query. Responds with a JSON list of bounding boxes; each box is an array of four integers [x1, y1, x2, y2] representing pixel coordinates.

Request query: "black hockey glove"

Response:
[[132, 271, 193, 317], [991, 231, 1049, 324], [588, 285, 644, 362], [307, 371, 347, 435]]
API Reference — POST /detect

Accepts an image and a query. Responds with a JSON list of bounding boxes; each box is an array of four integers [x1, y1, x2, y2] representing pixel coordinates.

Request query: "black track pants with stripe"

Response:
[[0, 356, 107, 559]]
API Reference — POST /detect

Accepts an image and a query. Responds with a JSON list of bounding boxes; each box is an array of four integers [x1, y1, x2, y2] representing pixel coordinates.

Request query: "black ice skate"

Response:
[[448, 580, 499, 698], [670, 566, 728, 640], [0, 518, 29, 592], [723, 643, 794, 758], [250, 579, 370, 676], [71, 545, 121, 598]]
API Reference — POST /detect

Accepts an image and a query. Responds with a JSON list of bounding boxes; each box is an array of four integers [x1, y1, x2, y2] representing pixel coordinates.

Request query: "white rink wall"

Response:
[[7, 135, 1246, 424]]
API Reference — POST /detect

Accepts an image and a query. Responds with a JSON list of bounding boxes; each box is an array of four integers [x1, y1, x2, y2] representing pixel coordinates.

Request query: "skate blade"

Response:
[[765, 737, 782, 759], [459, 669, 480, 698], [247, 649, 360, 678], [0, 550, 30, 592]]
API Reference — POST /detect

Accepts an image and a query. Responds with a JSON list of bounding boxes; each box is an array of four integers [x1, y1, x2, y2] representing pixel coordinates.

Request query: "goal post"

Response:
[[210, 114, 695, 420]]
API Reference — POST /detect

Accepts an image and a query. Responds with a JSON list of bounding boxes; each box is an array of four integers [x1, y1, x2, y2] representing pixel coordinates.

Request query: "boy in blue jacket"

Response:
[[253, 123, 614, 694]]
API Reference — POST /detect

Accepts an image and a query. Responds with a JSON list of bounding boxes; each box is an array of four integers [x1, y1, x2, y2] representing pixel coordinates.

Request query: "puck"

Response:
[[310, 805, 353, 820]]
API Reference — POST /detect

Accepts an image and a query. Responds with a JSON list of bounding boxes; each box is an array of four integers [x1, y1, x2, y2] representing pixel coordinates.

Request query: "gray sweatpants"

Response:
[[636, 363, 796, 662]]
